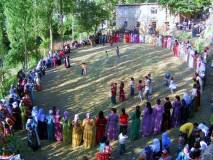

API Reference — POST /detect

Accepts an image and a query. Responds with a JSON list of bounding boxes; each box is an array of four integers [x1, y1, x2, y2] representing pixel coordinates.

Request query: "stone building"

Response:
[[116, 3, 179, 34]]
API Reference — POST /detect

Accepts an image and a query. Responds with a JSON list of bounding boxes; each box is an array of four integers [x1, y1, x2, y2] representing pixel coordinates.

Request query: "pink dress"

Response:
[[54, 115, 63, 141]]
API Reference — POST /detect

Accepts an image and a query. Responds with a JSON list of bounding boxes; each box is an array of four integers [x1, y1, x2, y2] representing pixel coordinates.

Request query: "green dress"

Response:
[[130, 112, 141, 141], [62, 118, 72, 144], [20, 103, 26, 129]]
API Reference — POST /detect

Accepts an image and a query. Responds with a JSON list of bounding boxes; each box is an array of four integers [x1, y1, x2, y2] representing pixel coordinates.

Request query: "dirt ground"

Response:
[[18, 43, 213, 160]]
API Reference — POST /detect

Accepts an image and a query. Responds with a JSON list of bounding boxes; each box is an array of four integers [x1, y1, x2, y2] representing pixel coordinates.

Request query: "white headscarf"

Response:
[[183, 92, 191, 105], [12, 102, 18, 109], [150, 138, 161, 153], [86, 113, 90, 119], [74, 114, 79, 123]]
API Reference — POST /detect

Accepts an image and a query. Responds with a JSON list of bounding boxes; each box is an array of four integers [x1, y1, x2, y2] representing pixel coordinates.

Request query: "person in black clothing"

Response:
[[162, 97, 172, 131]]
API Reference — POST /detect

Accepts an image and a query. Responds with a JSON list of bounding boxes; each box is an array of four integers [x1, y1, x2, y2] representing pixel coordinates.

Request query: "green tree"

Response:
[[159, 0, 211, 17], [75, 1, 109, 33]]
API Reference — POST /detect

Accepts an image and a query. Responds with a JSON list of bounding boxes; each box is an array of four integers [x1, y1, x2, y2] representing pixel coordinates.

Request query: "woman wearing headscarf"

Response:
[[31, 106, 38, 123], [37, 108, 47, 139], [153, 99, 164, 134], [141, 102, 154, 136], [46, 110, 54, 140], [171, 95, 182, 128], [62, 111, 71, 144], [82, 113, 96, 149], [54, 109, 63, 141], [130, 106, 141, 141], [26, 117, 40, 151], [150, 138, 161, 158], [162, 132, 171, 151], [181, 92, 192, 122], [72, 114, 83, 148], [12, 101, 22, 130], [96, 111, 107, 144], [162, 97, 172, 131], [19, 100, 27, 129], [107, 108, 119, 141]]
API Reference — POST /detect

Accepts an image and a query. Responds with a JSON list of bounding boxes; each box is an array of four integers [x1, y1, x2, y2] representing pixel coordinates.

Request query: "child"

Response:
[[111, 83, 117, 105], [81, 63, 87, 76], [164, 72, 171, 87], [169, 77, 177, 94], [118, 130, 128, 155], [130, 77, 135, 96], [116, 46, 120, 57], [138, 80, 143, 102], [119, 81, 126, 102]]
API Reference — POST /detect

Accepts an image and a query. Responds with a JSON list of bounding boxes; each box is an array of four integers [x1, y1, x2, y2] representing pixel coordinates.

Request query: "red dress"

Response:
[[173, 42, 180, 57], [162, 37, 167, 48], [96, 117, 107, 144], [119, 86, 125, 102]]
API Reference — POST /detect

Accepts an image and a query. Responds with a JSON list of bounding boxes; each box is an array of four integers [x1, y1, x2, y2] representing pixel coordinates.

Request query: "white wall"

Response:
[[116, 4, 177, 32]]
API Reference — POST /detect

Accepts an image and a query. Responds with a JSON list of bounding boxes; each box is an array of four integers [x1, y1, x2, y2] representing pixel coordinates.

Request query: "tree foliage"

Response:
[[159, 0, 211, 16]]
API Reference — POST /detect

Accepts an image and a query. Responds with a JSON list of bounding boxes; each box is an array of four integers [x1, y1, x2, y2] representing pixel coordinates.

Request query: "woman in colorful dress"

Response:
[[119, 81, 125, 102], [107, 108, 119, 141], [26, 117, 41, 151], [54, 109, 63, 141], [167, 36, 172, 49], [96, 111, 107, 144], [153, 99, 164, 134], [119, 108, 129, 134], [72, 114, 83, 148], [173, 40, 180, 57], [82, 113, 96, 149], [141, 102, 154, 136], [171, 95, 182, 128], [46, 110, 54, 141], [162, 36, 167, 48], [130, 105, 141, 141], [37, 108, 47, 140], [62, 111, 71, 144]]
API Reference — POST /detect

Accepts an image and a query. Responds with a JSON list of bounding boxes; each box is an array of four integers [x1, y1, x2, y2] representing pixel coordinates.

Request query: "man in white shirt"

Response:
[[143, 76, 150, 100], [118, 131, 128, 155]]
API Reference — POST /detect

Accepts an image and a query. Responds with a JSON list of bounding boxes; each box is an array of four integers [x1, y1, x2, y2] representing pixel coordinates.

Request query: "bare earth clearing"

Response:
[[18, 43, 213, 160]]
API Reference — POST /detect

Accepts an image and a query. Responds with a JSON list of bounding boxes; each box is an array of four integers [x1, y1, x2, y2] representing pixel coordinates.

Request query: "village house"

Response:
[[116, 3, 179, 34]]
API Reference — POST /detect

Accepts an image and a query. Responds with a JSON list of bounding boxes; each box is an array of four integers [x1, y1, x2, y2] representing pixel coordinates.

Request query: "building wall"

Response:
[[116, 4, 178, 33]]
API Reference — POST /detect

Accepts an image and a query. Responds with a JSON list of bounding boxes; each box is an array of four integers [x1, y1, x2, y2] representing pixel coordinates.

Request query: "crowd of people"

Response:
[[0, 26, 212, 160]]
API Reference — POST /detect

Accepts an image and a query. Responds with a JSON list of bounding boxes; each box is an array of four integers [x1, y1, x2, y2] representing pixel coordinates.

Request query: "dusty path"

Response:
[[19, 44, 212, 160]]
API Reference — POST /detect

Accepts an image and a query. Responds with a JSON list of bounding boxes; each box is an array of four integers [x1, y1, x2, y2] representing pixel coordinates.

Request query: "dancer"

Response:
[[129, 77, 135, 97], [130, 106, 141, 141], [169, 77, 177, 94], [62, 111, 71, 145], [142, 102, 154, 136], [72, 114, 83, 148], [153, 99, 164, 134], [96, 111, 107, 144], [82, 113, 95, 149], [119, 81, 125, 102], [107, 108, 119, 141]]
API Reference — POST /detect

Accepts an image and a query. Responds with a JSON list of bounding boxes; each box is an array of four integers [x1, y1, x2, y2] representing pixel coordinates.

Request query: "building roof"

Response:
[[116, 3, 159, 7]]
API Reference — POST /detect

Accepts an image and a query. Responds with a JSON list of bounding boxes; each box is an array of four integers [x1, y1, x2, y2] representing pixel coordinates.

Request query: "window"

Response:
[[136, 22, 140, 27], [151, 7, 157, 14], [124, 21, 128, 27]]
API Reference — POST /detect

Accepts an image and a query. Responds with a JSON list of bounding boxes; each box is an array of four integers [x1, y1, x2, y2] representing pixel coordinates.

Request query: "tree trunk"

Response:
[[49, 23, 53, 52]]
